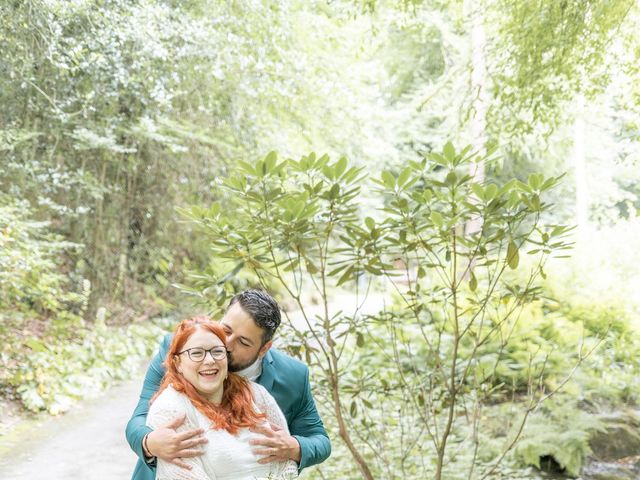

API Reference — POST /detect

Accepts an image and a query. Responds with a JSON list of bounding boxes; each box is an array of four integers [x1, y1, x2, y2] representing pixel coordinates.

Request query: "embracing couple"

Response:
[[125, 289, 331, 480]]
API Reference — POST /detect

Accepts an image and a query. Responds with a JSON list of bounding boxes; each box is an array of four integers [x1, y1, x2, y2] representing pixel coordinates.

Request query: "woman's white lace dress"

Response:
[[147, 383, 299, 480]]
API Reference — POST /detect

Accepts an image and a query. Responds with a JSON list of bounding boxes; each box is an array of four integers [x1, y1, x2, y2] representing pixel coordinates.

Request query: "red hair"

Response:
[[152, 316, 265, 434]]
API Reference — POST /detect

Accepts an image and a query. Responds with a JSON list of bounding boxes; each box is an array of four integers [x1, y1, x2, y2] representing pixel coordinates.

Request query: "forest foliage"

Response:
[[1, 0, 640, 478]]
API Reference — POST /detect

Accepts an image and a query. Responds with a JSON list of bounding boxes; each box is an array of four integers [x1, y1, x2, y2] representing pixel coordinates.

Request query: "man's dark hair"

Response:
[[228, 289, 281, 345]]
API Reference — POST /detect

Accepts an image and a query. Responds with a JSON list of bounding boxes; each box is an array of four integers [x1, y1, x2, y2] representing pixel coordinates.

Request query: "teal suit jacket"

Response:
[[126, 334, 331, 480]]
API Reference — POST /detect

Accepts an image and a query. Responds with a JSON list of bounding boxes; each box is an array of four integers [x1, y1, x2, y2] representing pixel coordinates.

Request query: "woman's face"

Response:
[[176, 327, 228, 404]]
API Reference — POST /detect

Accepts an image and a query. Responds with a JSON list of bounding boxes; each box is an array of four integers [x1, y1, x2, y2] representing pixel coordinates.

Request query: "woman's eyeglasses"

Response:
[[177, 347, 227, 362]]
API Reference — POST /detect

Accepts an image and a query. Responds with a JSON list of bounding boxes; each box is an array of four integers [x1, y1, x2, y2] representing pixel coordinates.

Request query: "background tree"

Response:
[[1, 1, 639, 478], [184, 145, 579, 479]]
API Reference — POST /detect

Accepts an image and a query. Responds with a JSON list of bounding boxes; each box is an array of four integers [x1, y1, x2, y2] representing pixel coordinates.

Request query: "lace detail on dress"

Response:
[[147, 384, 298, 480], [147, 386, 215, 479], [250, 383, 299, 479]]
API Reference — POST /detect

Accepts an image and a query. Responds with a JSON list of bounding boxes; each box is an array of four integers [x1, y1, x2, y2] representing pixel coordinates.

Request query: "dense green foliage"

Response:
[[0, 197, 83, 316], [0, 0, 397, 313], [184, 147, 581, 478], [489, 0, 636, 133], [1, 0, 640, 479], [0, 195, 173, 413], [0, 0, 400, 416], [3, 319, 171, 414]]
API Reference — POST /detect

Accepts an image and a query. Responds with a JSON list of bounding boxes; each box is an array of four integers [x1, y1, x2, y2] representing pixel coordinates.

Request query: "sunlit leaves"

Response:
[[381, 170, 396, 189], [443, 141, 456, 163], [188, 143, 574, 480], [430, 211, 443, 228], [490, 0, 635, 134], [506, 240, 520, 269]]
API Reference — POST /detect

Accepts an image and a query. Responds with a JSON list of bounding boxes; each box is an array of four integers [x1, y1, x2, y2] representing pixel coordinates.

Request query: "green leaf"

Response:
[[381, 170, 396, 189], [209, 202, 221, 216], [328, 264, 348, 277], [469, 271, 477, 292], [305, 260, 319, 274], [364, 217, 375, 230], [236, 160, 256, 175], [397, 167, 411, 187], [531, 194, 541, 211], [431, 211, 443, 228], [364, 264, 383, 275], [430, 152, 449, 167], [335, 157, 347, 177], [528, 173, 543, 190], [485, 183, 498, 200], [25, 338, 47, 352], [471, 183, 484, 200], [356, 332, 365, 347], [337, 266, 354, 286], [218, 262, 245, 283], [443, 141, 455, 162], [507, 240, 520, 269], [264, 151, 277, 173], [350, 401, 357, 418], [445, 171, 457, 186]]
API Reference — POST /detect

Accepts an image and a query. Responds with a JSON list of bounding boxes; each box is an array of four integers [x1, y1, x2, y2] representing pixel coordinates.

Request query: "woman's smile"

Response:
[[177, 327, 228, 404]]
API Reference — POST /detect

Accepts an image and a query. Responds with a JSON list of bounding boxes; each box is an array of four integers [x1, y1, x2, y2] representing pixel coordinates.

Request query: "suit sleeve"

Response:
[[289, 367, 331, 470], [125, 334, 170, 465]]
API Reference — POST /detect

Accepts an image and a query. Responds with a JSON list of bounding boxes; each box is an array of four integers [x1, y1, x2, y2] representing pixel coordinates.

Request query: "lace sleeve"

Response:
[[147, 387, 215, 480], [251, 383, 289, 432], [251, 383, 299, 479], [146, 388, 186, 430]]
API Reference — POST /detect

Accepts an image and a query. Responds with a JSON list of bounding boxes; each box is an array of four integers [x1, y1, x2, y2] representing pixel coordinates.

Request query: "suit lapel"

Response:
[[258, 349, 275, 391]]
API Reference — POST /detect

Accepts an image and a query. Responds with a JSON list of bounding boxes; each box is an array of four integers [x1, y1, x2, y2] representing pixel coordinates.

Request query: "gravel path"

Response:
[[0, 374, 143, 480]]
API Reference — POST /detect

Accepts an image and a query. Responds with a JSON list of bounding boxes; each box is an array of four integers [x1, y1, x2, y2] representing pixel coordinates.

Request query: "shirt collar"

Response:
[[235, 356, 263, 382]]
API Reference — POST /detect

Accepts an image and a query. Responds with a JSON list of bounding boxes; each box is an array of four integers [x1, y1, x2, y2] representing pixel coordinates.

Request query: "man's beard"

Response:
[[227, 352, 260, 372]]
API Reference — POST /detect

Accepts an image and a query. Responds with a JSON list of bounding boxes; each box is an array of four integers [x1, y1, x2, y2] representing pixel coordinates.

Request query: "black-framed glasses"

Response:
[[177, 347, 227, 362]]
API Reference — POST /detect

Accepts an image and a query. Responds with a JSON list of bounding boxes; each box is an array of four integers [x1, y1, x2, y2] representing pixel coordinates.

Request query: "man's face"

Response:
[[220, 302, 272, 372]]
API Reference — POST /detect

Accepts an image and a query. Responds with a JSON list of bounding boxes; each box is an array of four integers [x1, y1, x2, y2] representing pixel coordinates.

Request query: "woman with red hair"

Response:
[[146, 316, 298, 479]]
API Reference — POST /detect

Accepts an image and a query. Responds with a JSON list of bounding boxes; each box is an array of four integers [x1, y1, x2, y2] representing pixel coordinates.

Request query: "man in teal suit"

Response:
[[126, 289, 331, 479]]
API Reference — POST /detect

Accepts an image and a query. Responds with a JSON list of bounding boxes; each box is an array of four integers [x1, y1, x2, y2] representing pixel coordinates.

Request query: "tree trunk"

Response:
[[572, 94, 588, 237], [467, 0, 488, 182], [465, 0, 489, 237], [329, 372, 375, 480]]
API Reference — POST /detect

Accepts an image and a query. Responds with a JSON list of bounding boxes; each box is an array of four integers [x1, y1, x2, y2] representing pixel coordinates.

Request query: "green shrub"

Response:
[[0, 197, 179, 413], [515, 398, 605, 476], [1, 319, 173, 414], [184, 147, 575, 480], [0, 198, 83, 315]]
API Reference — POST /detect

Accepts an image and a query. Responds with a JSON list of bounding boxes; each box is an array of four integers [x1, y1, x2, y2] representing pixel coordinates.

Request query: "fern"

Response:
[[515, 400, 605, 476]]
